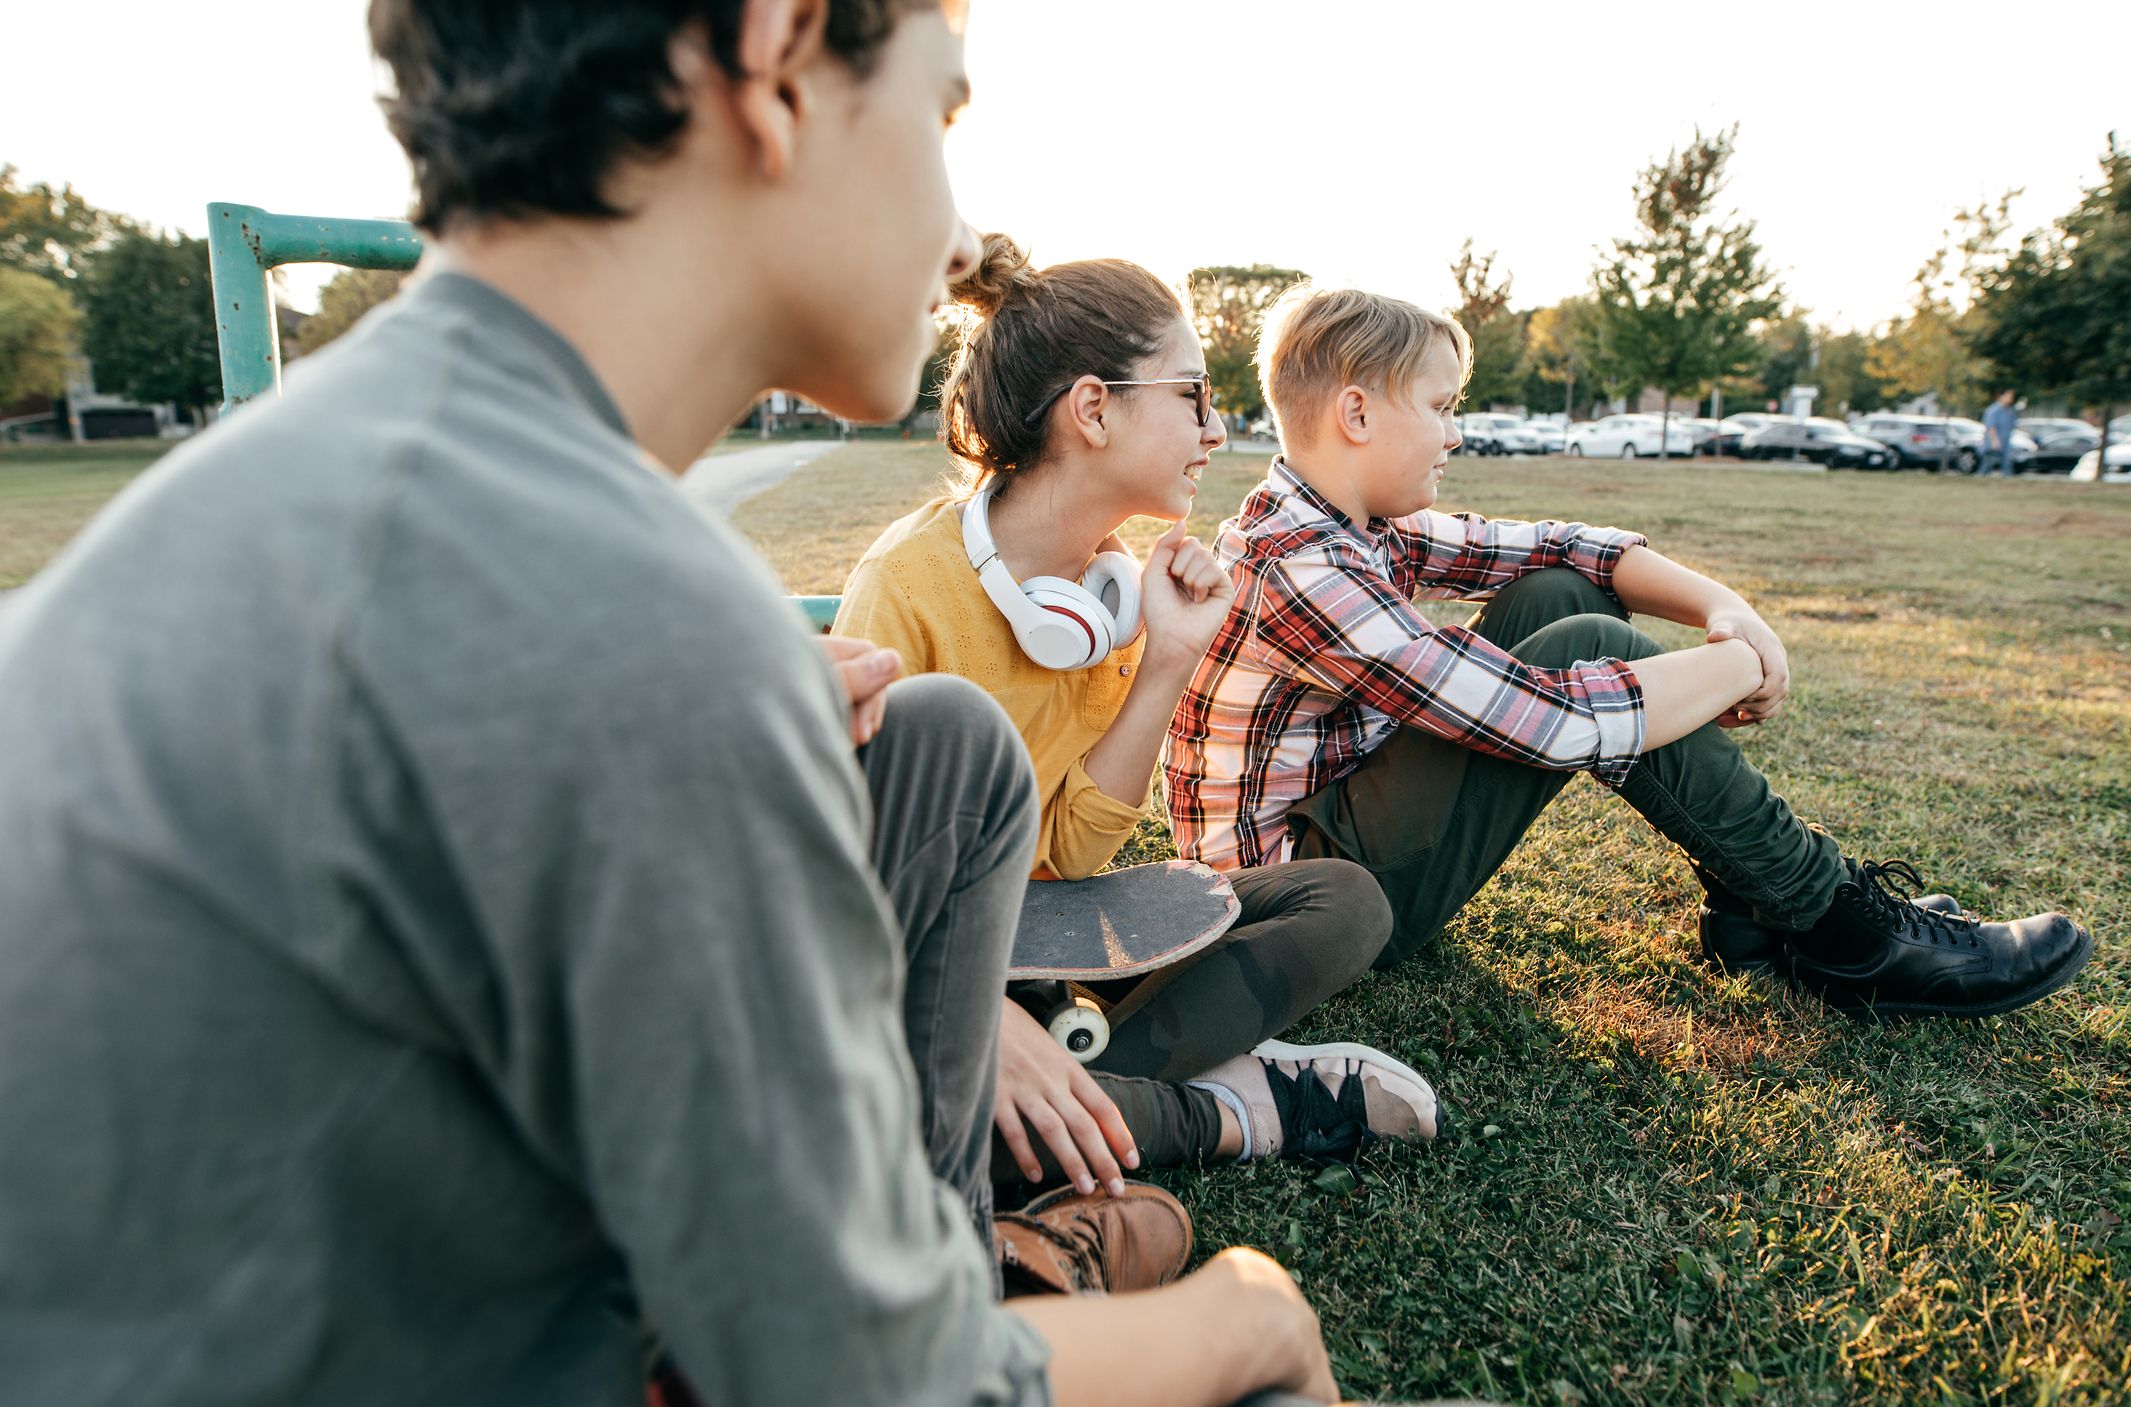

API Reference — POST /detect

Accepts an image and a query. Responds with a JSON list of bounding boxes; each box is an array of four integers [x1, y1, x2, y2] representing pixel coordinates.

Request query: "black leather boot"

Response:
[[1785, 858, 2091, 1020], [1695, 862, 1957, 975]]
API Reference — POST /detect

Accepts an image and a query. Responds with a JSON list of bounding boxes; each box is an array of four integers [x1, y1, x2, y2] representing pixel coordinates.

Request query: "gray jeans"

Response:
[[859, 675, 1040, 1243]]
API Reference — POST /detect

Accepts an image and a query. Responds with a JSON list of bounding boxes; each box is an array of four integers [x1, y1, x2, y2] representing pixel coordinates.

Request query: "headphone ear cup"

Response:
[[1081, 552, 1143, 647], [1021, 577, 1111, 670]]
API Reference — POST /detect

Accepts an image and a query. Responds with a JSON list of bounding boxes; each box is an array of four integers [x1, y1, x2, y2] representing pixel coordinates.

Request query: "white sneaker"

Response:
[[1190, 1038, 1438, 1162]]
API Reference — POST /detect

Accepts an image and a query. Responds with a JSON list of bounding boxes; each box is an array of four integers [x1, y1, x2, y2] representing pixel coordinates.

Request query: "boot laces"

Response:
[[1858, 859, 1977, 948], [1017, 1208, 1105, 1289]]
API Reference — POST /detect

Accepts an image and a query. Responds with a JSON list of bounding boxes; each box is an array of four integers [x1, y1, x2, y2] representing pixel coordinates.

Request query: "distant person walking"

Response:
[[1983, 389, 2019, 477]]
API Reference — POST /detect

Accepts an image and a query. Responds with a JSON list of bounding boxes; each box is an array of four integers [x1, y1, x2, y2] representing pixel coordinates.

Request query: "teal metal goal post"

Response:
[[205, 202, 840, 629]]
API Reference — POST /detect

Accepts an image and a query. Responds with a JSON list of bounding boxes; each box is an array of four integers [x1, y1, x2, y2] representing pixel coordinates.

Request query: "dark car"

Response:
[[2021, 419, 2101, 473], [1739, 418, 1896, 468], [1712, 412, 1785, 457]]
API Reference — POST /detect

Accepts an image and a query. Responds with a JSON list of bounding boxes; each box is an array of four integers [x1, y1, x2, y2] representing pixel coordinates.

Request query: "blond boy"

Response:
[[1161, 284, 2087, 1020]]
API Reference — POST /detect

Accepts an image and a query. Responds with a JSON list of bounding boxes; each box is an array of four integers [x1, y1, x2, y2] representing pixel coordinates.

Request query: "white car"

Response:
[[2071, 441, 2131, 482], [1564, 414, 1697, 459], [1523, 420, 1568, 454], [1455, 412, 1537, 455]]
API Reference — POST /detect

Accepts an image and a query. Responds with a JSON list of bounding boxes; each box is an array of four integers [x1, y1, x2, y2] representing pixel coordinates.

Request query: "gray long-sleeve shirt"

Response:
[[0, 273, 1049, 1406]]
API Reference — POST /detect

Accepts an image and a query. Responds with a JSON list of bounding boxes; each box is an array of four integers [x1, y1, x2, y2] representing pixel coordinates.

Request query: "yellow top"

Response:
[[834, 497, 1150, 881]]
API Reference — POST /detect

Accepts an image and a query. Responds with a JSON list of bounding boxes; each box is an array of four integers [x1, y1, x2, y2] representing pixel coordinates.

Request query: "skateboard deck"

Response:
[[1009, 859, 1239, 981]]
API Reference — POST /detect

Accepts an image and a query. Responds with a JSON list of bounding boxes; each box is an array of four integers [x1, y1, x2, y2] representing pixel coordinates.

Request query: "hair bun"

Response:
[[950, 232, 1036, 318]]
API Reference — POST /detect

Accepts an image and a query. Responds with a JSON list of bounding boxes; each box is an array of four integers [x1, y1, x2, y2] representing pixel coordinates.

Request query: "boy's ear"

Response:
[[1334, 385, 1371, 446], [1066, 376, 1111, 449], [702, 0, 832, 181]]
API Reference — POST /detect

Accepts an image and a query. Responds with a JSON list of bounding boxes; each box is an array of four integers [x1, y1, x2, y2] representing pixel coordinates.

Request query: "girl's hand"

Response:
[[995, 998, 1138, 1196], [1138, 520, 1236, 673], [818, 635, 902, 745]]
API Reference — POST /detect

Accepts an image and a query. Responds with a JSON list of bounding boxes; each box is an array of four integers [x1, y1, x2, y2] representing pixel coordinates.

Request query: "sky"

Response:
[[6, 1, 2125, 330]]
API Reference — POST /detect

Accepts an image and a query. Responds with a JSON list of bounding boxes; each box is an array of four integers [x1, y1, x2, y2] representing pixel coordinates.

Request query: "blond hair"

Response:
[[1257, 283, 1472, 444]]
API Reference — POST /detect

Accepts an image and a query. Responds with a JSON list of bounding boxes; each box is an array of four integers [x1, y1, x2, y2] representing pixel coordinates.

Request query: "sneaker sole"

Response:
[[1249, 1038, 1439, 1116], [1797, 924, 2094, 1022]]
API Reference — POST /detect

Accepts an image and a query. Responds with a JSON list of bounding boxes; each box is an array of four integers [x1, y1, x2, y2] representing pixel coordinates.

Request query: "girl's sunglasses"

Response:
[[1022, 374, 1215, 428]]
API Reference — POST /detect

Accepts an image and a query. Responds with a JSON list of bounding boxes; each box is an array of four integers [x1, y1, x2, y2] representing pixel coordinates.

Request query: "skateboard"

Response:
[[1009, 860, 1240, 1063]]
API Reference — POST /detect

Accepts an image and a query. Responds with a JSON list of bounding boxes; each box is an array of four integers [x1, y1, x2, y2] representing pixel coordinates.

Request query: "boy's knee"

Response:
[[1494, 567, 1626, 621], [1513, 611, 1658, 669], [874, 675, 1038, 824], [1278, 857, 1396, 968]]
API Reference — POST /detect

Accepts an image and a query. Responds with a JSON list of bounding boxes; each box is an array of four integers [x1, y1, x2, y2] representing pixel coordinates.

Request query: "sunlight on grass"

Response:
[[10, 438, 2129, 1404]]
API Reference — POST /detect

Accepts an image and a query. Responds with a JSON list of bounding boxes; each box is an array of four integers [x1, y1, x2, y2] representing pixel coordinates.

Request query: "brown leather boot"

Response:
[[995, 1182, 1192, 1297]]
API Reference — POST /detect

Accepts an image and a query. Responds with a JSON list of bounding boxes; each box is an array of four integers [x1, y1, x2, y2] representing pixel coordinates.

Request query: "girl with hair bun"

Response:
[[835, 236, 1439, 1195]]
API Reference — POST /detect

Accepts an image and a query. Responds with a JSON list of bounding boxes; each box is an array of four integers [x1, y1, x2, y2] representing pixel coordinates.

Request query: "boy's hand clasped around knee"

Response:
[[1705, 606, 1790, 726], [995, 998, 1139, 1197]]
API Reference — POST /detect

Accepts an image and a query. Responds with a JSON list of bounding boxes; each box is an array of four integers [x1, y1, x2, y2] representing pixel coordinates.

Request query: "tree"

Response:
[[77, 230, 222, 421], [1449, 239, 1514, 330], [1447, 240, 1526, 408], [1751, 313, 1814, 408], [1814, 331, 1889, 418], [1865, 193, 2012, 465], [0, 265, 80, 405], [1971, 136, 2131, 469], [1588, 126, 1782, 456], [294, 267, 408, 355], [0, 166, 133, 286], [1516, 296, 1602, 417], [1186, 264, 1308, 426]]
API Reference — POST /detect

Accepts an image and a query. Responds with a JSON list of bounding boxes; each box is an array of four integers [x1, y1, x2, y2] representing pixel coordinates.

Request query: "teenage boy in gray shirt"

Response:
[[0, 2, 1340, 1405]]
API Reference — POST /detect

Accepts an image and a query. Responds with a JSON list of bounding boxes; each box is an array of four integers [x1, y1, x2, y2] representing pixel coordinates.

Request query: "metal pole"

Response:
[[207, 204, 424, 411]]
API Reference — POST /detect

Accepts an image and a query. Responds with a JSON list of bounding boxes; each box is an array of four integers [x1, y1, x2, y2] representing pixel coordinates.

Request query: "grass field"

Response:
[[10, 437, 2131, 1404], [740, 442, 2131, 1407], [0, 440, 170, 589]]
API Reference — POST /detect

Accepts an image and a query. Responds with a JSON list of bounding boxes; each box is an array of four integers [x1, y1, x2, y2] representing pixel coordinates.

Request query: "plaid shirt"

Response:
[[1164, 458, 1651, 871]]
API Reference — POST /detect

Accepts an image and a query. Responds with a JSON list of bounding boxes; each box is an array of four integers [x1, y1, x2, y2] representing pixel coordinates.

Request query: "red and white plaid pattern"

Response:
[[1164, 458, 1652, 871]]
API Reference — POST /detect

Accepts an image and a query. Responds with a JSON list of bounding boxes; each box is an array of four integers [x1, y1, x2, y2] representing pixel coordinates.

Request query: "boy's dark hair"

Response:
[[370, 0, 937, 233]]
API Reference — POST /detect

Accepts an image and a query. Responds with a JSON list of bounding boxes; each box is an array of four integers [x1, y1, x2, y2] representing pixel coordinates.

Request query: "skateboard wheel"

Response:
[[1046, 998, 1109, 1064]]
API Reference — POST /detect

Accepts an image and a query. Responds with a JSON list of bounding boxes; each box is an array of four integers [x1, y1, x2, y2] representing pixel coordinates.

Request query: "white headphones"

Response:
[[962, 481, 1142, 670]]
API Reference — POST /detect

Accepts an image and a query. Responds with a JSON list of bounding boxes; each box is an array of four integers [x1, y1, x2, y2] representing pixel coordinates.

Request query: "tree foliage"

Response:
[[1864, 193, 2013, 418], [1186, 263, 1308, 424], [1448, 241, 1526, 408], [0, 265, 80, 405], [295, 268, 409, 355], [1971, 136, 2131, 438], [78, 230, 221, 418], [0, 166, 133, 286], [1516, 296, 1602, 415], [1588, 126, 1782, 449], [1814, 331, 1890, 417]]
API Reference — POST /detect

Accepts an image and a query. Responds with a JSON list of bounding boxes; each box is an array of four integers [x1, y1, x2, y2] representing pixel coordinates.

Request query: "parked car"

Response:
[[1739, 417, 1896, 468], [1454, 412, 1536, 456], [2023, 421, 2100, 473], [1563, 414, 1697, 459], [1943, 417, 2038, 473], [1522, 420, 1567, 454], [1847, 413, 2029, 471], [1672, 417, 1723, 455], [2071, 441, 2131, 480], [1712, 413, 1786, 456]]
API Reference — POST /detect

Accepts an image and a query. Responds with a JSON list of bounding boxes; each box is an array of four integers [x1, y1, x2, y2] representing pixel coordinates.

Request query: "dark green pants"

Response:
[[1289, 569, 1845, 965]]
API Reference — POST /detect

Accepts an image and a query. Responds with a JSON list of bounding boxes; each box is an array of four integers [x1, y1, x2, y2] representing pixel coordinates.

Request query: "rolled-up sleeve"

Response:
[[1381, 509, 1647, 602], [1037, 754, 1152, 880], [1258, 557, 1646, 783]]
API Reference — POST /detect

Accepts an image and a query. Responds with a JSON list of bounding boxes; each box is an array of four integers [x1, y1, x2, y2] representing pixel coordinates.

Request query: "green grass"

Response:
[[13, 439, 2131, 1404], [0, 440, 171, 589], [739, 444, 2131, 1407]]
